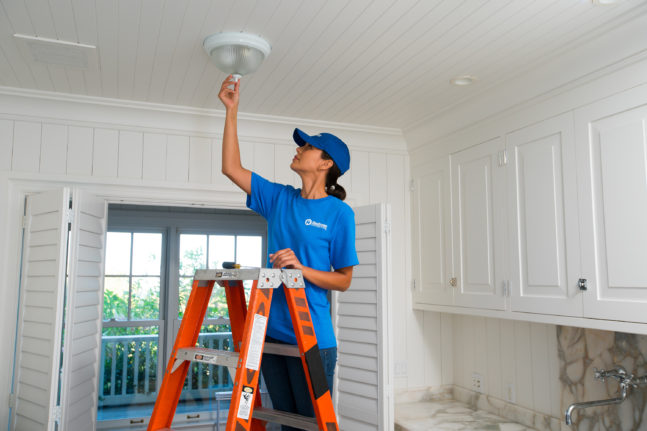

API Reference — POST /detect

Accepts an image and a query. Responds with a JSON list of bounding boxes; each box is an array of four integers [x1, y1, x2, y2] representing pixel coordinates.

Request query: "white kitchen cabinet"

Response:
[[506, 113, 583, 317], [576, 101, 647, 323], [411, 157, 453, 306], [450, 138, 507, 311]]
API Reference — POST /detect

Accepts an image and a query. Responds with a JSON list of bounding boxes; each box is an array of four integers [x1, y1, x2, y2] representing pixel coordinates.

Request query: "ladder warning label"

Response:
[[245, 313, 268, 371], [237, 385, 254, 420]]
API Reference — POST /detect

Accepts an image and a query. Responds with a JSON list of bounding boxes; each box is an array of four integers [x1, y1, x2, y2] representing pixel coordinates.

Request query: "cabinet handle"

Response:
[[578, 278, 588, 291], [449, 277, 457, 287], [130, 419, 144, 424], [187, 414, 200, 419]]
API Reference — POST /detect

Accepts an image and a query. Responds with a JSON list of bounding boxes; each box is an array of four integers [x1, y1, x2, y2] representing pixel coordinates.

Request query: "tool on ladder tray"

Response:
[[147, 267, 339, 431]]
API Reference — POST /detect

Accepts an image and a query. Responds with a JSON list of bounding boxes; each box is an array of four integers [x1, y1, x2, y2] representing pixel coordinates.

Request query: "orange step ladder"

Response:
[[147, 267, 339, 431]]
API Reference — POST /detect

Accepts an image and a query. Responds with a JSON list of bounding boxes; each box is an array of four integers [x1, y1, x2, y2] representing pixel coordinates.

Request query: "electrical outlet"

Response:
[[505, 382, 516, 403], [395, 362, 407, 377], [471, 372, 483, 393]]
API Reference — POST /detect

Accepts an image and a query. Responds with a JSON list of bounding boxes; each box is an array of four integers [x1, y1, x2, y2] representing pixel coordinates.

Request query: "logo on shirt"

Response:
[[305, 218, 327, 231]]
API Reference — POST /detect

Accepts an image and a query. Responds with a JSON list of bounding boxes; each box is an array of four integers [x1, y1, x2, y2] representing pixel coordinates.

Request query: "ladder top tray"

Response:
[[194, 268, 305, 288]]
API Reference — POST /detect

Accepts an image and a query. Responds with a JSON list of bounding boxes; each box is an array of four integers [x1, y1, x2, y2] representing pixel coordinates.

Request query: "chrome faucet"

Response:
[[565, 366, 647, 426]]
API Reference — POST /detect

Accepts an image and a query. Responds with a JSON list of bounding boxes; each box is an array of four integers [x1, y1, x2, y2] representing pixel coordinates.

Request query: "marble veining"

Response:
[[395, 398, 538, 431], [558, 326, 647, 430]]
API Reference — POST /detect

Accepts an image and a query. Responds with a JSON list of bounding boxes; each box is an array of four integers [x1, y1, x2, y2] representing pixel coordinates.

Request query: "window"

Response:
[[97, 206, 266, 429]]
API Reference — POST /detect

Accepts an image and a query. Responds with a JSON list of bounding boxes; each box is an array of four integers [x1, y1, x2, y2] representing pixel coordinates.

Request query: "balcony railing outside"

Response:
[[98, 332, 234, 408]]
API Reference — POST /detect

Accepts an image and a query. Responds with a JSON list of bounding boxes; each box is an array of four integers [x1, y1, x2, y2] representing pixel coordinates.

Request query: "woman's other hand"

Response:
[[218, 75, 240, 111], [269, 248, 304, 270]]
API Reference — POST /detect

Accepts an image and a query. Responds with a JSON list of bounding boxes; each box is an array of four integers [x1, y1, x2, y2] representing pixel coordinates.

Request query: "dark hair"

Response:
[[321, 151, 347, 201]]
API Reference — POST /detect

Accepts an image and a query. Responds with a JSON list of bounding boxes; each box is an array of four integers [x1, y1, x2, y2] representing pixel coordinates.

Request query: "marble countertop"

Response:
[[395, 398, 538, 431]]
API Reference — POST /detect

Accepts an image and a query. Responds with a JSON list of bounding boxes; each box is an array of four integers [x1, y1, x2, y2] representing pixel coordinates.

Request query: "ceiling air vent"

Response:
[[13, 34, 98, 69]]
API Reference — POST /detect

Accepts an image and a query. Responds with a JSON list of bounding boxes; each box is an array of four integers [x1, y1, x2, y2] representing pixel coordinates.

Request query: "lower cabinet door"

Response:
[[506, 113, 583, 316], [451, 137, 506, 311], [577, 99, 647, 323]]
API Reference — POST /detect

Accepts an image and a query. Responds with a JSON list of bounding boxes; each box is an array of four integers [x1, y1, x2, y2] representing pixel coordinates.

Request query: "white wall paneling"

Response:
[[142, 133, 167, 181], [67, 126, 93, 176], [92, 129, 119, 178], [188, 136, 211, 184], [118, 131, 144, 179], [12, 121, 41, 173], [0, 119, 13, 170], [40, 124, 67, 175], [165, 135, 190, 183], [451, 315, 560, 419]]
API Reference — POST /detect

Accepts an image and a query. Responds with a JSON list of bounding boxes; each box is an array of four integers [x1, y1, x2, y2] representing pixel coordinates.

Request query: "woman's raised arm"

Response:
[[219, 75, 252, 194]]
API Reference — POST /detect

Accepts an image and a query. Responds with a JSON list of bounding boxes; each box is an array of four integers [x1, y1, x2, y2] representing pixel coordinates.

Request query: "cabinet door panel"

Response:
[[577, 103, 647, 322], [507, 114, 582, 316], [411, 157, 453, 306], [452, 138, 506, 310]]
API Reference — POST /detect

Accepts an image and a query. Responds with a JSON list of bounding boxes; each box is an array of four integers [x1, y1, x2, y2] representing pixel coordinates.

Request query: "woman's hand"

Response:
[[218, 75, 240, 111], [269, 249, 354, 291], [269, 248, 304, 271]]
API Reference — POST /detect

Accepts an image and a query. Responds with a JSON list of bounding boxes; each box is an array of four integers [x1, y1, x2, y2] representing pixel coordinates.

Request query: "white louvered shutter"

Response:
[[13, 188, 71, 431], [333, 203, 393, 431], [59, 190, 107, 430]]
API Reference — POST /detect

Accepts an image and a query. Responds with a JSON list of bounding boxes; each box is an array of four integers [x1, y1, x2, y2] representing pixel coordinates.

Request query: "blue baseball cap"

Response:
[[292, 128, 350, 175]]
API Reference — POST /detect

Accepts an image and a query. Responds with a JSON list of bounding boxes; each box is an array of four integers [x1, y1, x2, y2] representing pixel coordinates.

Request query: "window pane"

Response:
[[98, 326, 160, 421], [131, 277, 160, 320], [103, 277, 129, 321], [208, 235, 235, 269], [178, 277, 193, 319], [132, 233, 162, 275], [236, 236, 262, 267], [207, 286, 229, 319], [179, 234, 207, 277], [105, 232, 131, 275]]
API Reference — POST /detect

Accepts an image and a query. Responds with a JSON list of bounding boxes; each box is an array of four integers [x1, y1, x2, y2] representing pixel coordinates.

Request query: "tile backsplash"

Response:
[[558, 326, 647, 430]]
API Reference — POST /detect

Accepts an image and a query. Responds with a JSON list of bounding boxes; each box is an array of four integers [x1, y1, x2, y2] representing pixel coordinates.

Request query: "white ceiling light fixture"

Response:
[[203, 32, 271, 81], [592, 0, 620, 4], [450, 75, 478, 86]]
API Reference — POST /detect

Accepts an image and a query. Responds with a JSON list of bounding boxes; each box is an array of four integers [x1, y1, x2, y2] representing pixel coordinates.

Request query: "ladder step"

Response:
[[252, 406, 319, 431], [171, 347, 239, 373], [263, 342, 300, 357]]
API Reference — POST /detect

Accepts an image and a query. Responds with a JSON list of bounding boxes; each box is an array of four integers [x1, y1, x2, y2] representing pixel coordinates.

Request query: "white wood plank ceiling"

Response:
[[0, 0, 645, 130]]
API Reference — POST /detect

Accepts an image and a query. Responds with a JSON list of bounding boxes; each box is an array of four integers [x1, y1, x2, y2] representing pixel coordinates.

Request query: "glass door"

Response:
[[98, 231, 164, 423], [174, 233, 263, 413]]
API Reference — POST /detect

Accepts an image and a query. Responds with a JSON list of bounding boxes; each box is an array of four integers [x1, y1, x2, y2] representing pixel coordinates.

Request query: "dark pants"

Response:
[[261, 336, 337, 431]]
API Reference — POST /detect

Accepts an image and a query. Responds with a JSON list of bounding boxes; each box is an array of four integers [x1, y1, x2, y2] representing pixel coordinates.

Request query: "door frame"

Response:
[[2, 172, 254, 429]]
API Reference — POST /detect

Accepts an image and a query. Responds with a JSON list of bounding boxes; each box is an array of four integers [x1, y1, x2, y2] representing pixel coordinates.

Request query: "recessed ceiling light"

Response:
[[592, 0, 619, 4], [450, 75, 477, 86]]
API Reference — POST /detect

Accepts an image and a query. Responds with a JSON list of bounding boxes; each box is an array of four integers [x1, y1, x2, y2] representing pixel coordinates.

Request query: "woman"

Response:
[[218, 75, 358, 428]]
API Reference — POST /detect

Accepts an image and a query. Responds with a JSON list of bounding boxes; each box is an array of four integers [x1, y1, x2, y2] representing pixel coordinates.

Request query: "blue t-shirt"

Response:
[[246, 172, 359, 348]]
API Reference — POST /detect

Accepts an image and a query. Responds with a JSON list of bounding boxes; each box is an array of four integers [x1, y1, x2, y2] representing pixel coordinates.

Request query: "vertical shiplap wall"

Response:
[[451, 315, 562, 419], [0, 94, 436, 425]]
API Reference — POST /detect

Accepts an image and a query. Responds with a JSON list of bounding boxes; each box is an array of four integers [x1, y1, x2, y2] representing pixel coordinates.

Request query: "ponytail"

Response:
[[321, 151, 347, 201]]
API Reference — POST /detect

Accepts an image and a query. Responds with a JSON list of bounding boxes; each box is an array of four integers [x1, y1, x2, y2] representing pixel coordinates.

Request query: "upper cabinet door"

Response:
[[506, 113, 583, 316], [451, 138, 507, 310], [576, 99, 647, 323], [411, 157, 453, 306]]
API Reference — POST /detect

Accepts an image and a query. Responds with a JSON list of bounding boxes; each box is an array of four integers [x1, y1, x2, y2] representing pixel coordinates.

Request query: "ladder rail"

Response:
[[147, 268, 340, 431]]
